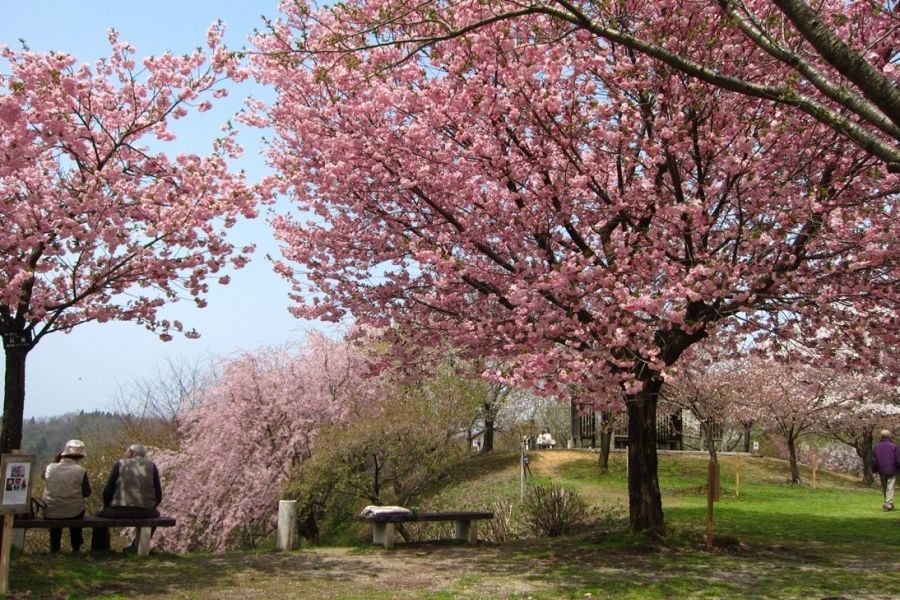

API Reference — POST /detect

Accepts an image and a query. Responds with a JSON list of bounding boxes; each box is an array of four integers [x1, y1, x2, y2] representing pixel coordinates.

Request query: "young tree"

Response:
[[0, 27, 260, 453], [287, 363, 480, 544], [113, 356, 217, 452], [821, 372, 900, 486], [663, 340, 755, 462], [471, 381, 510, 453], [155, 333, 371, 553], [252, 5, 897, 532], [738, 359, 840, 483]]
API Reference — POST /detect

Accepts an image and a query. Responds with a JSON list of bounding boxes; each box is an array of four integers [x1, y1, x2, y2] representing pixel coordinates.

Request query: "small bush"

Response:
[[482, 497, 521, 543], [521, 482, 593, 537]]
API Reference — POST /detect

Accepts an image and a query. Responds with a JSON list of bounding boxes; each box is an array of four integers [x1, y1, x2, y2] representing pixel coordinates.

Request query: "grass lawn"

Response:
[[6, 451, 899, 599]]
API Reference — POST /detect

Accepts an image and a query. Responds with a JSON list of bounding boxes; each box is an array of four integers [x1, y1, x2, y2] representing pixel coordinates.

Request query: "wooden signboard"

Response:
[[1, 453, 36, 514], [0, 453, 36, 594]]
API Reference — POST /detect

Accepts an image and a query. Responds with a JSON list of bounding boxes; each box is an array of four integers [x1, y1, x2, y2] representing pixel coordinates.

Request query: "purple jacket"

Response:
[[872, 440, 900, 476]]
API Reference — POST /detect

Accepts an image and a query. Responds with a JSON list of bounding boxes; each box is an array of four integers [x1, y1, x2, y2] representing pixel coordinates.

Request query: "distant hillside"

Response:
[[21, 411, 124, 462]]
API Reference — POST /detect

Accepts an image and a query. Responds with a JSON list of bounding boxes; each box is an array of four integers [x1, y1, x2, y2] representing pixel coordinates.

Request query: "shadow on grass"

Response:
[[9, 549, 395, 599], [9, 512, 898, 600]]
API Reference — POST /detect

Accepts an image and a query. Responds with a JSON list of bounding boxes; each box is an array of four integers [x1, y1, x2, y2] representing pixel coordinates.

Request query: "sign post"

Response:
[[0, 452, 36, 594]]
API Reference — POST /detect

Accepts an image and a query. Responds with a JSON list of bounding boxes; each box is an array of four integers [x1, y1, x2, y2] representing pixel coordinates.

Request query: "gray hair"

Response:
[[128, 443, 148, 457]]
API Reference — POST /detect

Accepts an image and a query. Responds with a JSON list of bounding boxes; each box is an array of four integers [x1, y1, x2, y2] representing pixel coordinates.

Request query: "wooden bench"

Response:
[[13, 516, 176, 556], [357, 511, 493, 549]]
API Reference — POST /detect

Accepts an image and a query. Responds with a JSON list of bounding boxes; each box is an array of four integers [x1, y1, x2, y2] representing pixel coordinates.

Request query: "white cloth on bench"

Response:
[[359, 505, 413, 522]]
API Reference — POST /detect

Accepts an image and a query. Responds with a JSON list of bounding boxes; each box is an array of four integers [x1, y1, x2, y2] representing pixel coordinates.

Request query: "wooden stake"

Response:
[[735, 454, 741, 498], [520, 442, 525, 502], [1, 450, 23, 594], [812, 453, 818, 491], [706, 461, 717, 551], [0, 512, 13, 594]]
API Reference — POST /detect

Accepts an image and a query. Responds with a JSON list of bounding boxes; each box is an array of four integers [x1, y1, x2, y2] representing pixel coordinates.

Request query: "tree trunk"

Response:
[[742, 421, 753, 453], [626, 381, 664, 533], [671, 410, 683, 450], [702, 420, 719, 464], [787, 435, 801, 484], [855, 427, 876, 487], [597, 411, 612, 473], [2, 344, 31, 454], [570, 397, 580, 448], [481, 416, 494, 453]]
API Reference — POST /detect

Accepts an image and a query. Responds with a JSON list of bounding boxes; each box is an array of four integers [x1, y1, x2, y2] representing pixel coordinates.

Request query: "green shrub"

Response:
[[521, 482, 593, 537]]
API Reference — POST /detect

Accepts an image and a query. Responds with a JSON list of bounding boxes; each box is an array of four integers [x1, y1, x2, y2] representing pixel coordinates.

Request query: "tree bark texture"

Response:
[[597, 411, 613, 472], [1, 346, 30, 454], [626, 382, 665, 533], [856, 428, 875, 487], [742, 422, 753, 453], [787, 436, 802, 483], [481, 416, 495, 453]]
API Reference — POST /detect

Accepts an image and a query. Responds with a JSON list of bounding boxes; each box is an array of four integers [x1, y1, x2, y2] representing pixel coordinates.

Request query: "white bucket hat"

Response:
[[61, 439, 86, 458]]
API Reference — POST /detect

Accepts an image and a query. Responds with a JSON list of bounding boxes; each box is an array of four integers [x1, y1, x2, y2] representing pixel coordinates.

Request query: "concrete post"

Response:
[[276, 500, 298, 551]]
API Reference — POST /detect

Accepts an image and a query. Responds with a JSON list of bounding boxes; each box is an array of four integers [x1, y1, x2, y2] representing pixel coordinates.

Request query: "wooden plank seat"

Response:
[[13, 516, 176, 557], [357, 510, 493, 549]]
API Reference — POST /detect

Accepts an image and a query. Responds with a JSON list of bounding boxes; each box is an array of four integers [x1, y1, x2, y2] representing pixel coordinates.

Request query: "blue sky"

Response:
[[1, 1, 337, 417]]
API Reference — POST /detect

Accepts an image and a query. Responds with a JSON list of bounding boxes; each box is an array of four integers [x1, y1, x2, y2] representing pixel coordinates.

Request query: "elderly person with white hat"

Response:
[[42, 439, 92, 553], [872, 429, 900, 511]]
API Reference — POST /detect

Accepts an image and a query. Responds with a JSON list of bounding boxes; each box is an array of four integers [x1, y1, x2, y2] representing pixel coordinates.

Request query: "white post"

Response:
[[276, 500, 298, 551], [137, 527, 152, 557]]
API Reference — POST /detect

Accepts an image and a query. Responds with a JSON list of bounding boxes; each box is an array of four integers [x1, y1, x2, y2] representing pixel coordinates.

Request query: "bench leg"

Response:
[[137, 527, 152, 557], [10, 529, 24, 551], [454, 520, 476, 544], [383, 523, 395, 550], [371, 522, 396, 549]]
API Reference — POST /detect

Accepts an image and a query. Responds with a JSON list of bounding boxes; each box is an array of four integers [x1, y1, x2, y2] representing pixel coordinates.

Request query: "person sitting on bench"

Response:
[[91, 443, 163, 552], [42, 439, 92, 554], [536, 430, 556, 449]]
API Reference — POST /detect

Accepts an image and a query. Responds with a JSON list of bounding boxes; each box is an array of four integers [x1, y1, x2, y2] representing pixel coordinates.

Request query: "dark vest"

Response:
[[111, 457, 156, 509]]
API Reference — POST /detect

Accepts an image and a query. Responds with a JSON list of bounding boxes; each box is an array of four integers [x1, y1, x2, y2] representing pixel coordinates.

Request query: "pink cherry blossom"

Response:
[[0, 31, 261, 453], [248, 1, 898, 532]]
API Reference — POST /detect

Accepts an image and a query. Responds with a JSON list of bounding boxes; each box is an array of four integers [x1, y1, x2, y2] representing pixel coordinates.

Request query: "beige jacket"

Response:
[[42, 459, 90, 518]]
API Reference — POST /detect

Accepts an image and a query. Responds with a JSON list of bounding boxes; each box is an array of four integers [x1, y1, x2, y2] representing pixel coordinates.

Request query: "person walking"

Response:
[[872, 429, 900, 511], [42, 439, 91, 554], [90, 443, 162, 552]]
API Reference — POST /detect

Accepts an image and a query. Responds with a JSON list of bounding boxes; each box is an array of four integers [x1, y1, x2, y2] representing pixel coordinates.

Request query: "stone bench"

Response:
[[357, 510, 493, 549], [13, 515, 176, 556]]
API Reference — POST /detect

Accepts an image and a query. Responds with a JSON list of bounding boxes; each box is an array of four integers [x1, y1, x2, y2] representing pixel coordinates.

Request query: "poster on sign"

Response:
[[0, 454, 35, 513]]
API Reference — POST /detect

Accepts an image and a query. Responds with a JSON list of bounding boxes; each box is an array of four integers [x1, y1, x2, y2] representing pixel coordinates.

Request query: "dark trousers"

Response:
[[48, 511, 85, 553], [90, 506, 160, 552]]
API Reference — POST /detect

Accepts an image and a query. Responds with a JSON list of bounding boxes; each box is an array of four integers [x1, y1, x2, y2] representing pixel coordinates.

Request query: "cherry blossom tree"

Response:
[[662, 349, 746, 464], [258, 0, 899, 171], [820, 371, 900, 486], [154, 333, 373, 553], [0, 27, 260, 453], [735, 359, 841, 483], [251, 4, 898, 532]]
